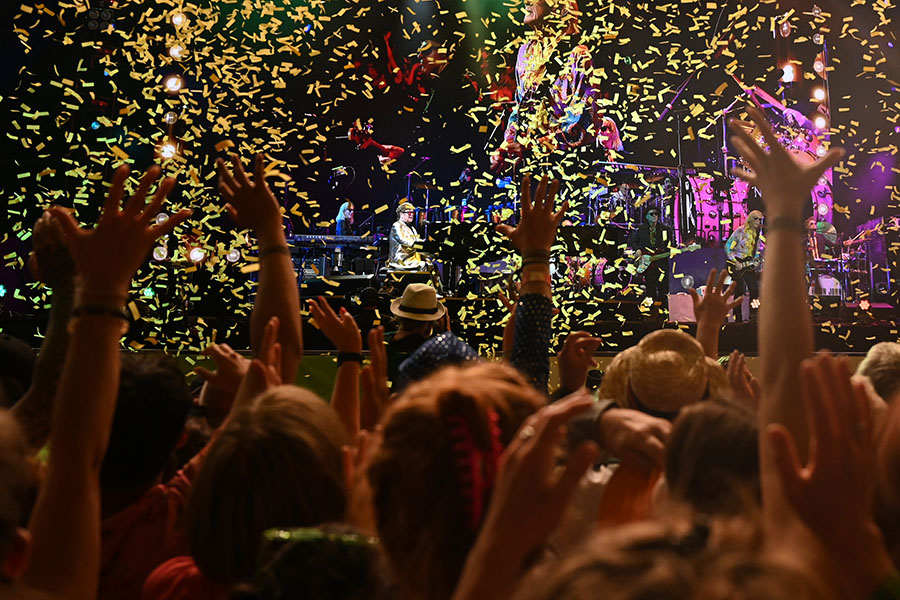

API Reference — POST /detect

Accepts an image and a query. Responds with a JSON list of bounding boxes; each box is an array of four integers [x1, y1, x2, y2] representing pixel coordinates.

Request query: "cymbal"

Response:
[[813, 221, 838, 244], [413, 182, 441, 190]]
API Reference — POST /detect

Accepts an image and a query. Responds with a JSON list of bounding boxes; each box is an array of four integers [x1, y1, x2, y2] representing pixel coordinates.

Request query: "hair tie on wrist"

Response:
[[258, 246, 291, 259], [766, 217, 806, 235], [336, 352, 364, 366]]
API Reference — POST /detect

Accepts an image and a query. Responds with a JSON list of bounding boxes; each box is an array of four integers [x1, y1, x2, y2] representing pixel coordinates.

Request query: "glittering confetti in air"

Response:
[[0, 0, 897, 353]]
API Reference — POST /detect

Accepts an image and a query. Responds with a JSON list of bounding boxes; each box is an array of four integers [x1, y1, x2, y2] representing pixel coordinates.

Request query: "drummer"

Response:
[[805, 216, 838, 260]]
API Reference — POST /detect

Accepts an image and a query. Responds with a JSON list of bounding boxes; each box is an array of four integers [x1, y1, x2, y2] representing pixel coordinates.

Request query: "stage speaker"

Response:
[[300, 274, 376, 298], [668, 247, 728, 294]]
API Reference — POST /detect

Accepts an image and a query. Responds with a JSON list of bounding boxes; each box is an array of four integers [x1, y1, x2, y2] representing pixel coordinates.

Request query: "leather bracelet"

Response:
[[336, 352, 364, 366], [72, 304, 129, 321], [766, 216, 805, 235], [259, 245, 291, 259]]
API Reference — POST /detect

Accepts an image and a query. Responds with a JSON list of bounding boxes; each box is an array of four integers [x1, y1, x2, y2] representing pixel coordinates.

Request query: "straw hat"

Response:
[[600, 330, 725, 414], [390, 283, 446, 322]]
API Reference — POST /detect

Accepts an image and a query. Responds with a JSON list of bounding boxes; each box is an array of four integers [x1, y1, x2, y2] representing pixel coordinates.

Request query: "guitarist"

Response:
[[628, 207, 675, 308], [725, 210, 765, 322]]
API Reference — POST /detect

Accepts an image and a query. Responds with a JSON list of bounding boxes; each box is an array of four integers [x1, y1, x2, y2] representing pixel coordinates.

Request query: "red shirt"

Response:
[[142, 556, 229, 600]]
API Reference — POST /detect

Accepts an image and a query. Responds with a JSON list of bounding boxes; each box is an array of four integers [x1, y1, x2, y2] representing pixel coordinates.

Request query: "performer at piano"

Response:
[[336, 201, 354, 236], [725, 210, 765, 322], [388, 201, 426, 271], [627, 207, 674, 308]]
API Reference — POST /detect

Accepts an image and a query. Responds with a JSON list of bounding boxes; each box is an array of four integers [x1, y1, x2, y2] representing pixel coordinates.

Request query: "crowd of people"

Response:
[[2, 107, 900, 600]]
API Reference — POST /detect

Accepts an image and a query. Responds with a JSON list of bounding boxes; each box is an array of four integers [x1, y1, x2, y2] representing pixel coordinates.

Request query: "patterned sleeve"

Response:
[[509, 293, 554, 395]]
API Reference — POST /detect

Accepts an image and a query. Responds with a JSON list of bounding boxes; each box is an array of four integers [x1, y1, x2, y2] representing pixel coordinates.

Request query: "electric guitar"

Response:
[[727, 255, 764, 276], [633, 243, 700, 273]]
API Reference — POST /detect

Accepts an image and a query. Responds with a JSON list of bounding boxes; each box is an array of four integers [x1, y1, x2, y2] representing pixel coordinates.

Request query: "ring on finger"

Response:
[[518, 425, 536, 442]]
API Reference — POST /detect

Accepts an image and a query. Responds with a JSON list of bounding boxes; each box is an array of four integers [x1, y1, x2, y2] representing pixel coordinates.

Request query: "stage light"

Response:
[[142, 287, 156, 299], [816, 145, 828, 157], [859, 299, 871, 311], [169, 44, 186, 59], [91, 120, 101, 130], [681, 275, 695, 289], [226, 248, 241, 263], [160, 141, 178, 159], [813, 33, 824, 45], [751, 298, 761, 309], [163, 111, 178, 125], [171, 12, 186, 26], [155, 213, 169, 225], [812, 5, 822, 16], [189, 247, 206, 262], [0, 285, 6, 298], [813, 59, 825, 74], [164, 75, 184, 93], [876, 282, 890, 295], [781, 64, 795, 83], [812, 87, 826, 101], [813, 114, 828, 130], [817, 202, 830, 216], [152, 246, 169, 261], [779, 20, 792, 38]]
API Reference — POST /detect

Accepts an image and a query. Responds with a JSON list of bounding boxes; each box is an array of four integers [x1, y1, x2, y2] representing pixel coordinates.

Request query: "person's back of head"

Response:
[[367, 362, 542, 600], [100, 353, 192, 490], [187, 386, 347, 585], [664, 400, 759, 515], [857, 342, 900, 403], [226, 524, 387, 600], [520, 517, 821, 600]]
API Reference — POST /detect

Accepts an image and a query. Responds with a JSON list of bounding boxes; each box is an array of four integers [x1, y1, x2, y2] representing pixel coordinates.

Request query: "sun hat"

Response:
[[390, 283, 446, 322], [599, 329, 727, 415]]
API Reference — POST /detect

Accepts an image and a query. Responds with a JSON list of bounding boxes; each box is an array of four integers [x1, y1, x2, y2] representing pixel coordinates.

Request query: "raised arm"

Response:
[[217, 153, 302, 381], [729, 107, 843, 532], [23, 166, 189, 600], [11, 212, 77, 454], [497, 175, 568, 394]]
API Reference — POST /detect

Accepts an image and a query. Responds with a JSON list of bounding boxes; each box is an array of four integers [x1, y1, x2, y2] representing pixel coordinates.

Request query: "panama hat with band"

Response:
[[390, 283, 446, 322]]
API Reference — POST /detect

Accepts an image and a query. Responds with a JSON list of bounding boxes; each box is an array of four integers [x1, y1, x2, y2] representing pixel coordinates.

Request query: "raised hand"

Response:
[[496, 175, 568, 253], [48, 165, 190, 294], [29, 211, 76, 289], [557, 331, 602, 393], [216, 153, 282, 232], [690, 268, 742, 324], [232, 316, 283, 413], [360, 326, 389, 431], [727, 350, 760, 411], [730, 107, 843, 219], [766, 354, 893, 598], [194, 343, 250, 396], [307, 296, 363, 354], [597, 408, 671, 472]]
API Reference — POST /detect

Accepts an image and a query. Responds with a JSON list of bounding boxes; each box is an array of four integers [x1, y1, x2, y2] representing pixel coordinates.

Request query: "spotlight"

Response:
[[859, 299, 871, 311], [816, 145, 828, 157], [171, 12, 186, 26], [750, 298, 761, 309], [781, 64, 796, 83], [813, 114, 828, 130], [160, 141, 178, 159], [680, 275, 695, 289], [164, 75, 184, 93], [142, 287, 156, 299], [817, 203, 830, 216], [226, 248, 241, 263], [168, 44, 186, 60], [163, 111, 178, 125], [152, 246, 169, 261], [155, 213, 169, 225], [779, 20, 792, 38], [812, 87, 826, 101], [812, 4, 822, 16], [91, 120, 101, 130], [189, 247, 206, 262], [813, 59, 825, 74], [813, 33, 824, 45]]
